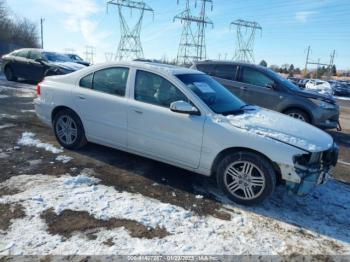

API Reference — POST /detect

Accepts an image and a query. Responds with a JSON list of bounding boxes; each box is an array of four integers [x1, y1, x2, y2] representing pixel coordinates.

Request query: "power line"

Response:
[[174, 0, 213, 65], [230, 19, 262, 63], [107, 0, 154, 61]]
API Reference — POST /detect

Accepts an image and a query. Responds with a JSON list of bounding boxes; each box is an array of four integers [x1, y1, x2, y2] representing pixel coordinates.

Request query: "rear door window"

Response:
[[92, 67, 129, 96], [213, 64, 237, 81], [240, 67, 274, 88], [14, 50, 29, 58], [80, 74, 93, 89]]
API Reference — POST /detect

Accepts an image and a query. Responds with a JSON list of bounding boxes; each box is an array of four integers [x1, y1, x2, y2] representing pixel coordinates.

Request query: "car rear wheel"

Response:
[[4, 67, 17, 81], [53, 109, 87, 150], [216, 152, 276, 205], [285, 109, 310, 123]]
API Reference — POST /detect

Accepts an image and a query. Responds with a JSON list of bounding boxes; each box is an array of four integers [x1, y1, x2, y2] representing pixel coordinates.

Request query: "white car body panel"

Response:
[[34, 61, 335, 188]]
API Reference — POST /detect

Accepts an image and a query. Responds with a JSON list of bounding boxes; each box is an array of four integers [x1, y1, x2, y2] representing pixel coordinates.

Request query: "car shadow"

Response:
[[75, 142, 350, 244]]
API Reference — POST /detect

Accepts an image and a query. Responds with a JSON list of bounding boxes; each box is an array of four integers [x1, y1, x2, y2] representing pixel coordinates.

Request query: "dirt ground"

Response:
[[0, 77, 350, 255]]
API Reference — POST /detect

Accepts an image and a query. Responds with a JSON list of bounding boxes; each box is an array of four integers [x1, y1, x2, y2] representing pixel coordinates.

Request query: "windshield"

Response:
[[43, 52, 71, 62], [176, 74, 246, 115], [265, 68, 301, 91]]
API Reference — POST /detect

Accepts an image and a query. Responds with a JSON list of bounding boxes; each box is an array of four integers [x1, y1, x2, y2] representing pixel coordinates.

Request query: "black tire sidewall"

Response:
[[5, 67, 16, 81], [53, 109, 86, 150], [216, 152, 276, 205]]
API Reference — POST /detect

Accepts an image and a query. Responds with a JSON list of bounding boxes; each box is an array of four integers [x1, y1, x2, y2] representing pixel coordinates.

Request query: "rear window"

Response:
[[196, 64, 237, 81]]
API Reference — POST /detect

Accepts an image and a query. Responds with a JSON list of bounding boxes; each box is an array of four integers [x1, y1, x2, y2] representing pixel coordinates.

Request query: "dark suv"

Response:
[[191, 61, 340, 130]]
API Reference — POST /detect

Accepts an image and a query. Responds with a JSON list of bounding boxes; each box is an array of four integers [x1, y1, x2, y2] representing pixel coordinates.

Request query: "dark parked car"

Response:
[[329, 80, 350, 97], [1, 49, 86, 82], [191, 61, 340, 130], [66, 53, 90, 66], [287, 77, 301, 85]]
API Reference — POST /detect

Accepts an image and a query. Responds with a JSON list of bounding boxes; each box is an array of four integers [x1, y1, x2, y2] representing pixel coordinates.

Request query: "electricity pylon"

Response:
[[230, 19, 262, 63], [174, 0, 213, 65], [107, 0, 154, 61]]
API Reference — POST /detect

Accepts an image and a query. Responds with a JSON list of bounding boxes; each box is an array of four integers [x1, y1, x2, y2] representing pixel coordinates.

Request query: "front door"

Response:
[[127, 70, 205, 168], [237, 66, 281, 110], [74, 67, 130, 149]]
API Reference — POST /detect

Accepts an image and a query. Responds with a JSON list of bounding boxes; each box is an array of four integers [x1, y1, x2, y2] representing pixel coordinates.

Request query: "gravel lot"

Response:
[[0, 76, 349, 256]]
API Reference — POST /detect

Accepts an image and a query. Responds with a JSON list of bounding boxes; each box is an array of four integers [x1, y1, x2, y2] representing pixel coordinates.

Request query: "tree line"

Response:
[[0, 0, 39, 49], [259, 60, 337, 78]]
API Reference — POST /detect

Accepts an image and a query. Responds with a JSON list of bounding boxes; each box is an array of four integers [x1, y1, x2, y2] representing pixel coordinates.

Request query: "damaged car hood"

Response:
[[225, 108, 333, 153]]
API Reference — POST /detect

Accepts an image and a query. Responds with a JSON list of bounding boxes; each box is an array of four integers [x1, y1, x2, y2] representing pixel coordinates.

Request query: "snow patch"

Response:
[[0, 172, 349, 255], [20, 110, 35, 113], [0, 114, 17, 120], [17, 132, 63, 154], [0, 152, 9, 159], [55, 155, 73, 164], [0, 124, 15, 130], [226, 110, 323, 152]]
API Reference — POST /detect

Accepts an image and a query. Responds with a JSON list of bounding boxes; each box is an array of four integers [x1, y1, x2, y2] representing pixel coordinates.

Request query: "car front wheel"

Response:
[[216, 152, 276, 205], [53, 109, 87, 150], [285, 109, 310, 123]]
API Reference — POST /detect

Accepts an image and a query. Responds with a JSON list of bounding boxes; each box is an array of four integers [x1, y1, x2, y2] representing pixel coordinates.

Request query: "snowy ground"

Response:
[[1, 165, 350, 255], [0, 76, 350, 256]]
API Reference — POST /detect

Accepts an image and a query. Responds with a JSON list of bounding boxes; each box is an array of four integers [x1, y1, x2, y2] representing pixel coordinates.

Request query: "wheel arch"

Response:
[[51, 106, 81, 124], [282, 106, 313, 123], [210, 147, 282, 183]]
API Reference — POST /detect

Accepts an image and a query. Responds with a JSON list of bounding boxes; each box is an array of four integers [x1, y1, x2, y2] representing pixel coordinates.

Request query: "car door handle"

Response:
[[133, 109, 143, 114], [78, 96, 86, 100]]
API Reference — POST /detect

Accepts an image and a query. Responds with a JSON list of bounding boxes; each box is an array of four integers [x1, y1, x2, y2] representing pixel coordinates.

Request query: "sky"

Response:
[[6, 0, 350, 69]]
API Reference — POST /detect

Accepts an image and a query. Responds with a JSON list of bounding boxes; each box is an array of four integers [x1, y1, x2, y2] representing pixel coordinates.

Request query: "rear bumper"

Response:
[[34, 98, 52, 127]]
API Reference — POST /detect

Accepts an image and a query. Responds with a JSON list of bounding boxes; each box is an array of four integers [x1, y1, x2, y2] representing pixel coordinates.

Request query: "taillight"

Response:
[[36, 83, 41, 96]]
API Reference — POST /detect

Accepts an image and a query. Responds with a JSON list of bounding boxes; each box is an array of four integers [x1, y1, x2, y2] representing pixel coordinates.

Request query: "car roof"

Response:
[[193, 60, 261, 68], [94, 61, 202, 76]]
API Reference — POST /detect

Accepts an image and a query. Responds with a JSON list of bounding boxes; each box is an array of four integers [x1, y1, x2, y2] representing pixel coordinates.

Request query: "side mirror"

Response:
[[170, 101, 200, 115]]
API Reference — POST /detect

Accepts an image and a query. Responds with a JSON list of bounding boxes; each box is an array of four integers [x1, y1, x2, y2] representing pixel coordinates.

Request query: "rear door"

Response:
[[212, 64, 241, 98], [74, 67, 130, 149], [237, 66, 281, 110], [12, 50, 30, 79], [127, 69, 205, 168]]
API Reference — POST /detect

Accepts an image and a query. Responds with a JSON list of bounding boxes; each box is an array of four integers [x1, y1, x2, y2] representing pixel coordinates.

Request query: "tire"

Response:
[[53, 109, 87, 150], [4, 66, 17, 81], [216, 151, 276, 205], [284, 109, 310, 123]]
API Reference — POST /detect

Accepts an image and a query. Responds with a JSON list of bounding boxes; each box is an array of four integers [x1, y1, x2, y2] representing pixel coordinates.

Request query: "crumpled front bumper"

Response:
[[286, 169, 331, 196], [286, 144, 339, 195]]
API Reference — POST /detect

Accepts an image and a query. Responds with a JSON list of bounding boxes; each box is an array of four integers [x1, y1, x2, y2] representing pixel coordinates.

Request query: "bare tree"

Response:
[[0, 0, 39, 49]]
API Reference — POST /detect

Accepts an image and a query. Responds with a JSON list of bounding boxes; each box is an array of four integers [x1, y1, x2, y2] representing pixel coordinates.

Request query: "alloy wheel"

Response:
[[224, 161, 266, 200], [288, 112, 306, 122], [55, 115, 78, 145]]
